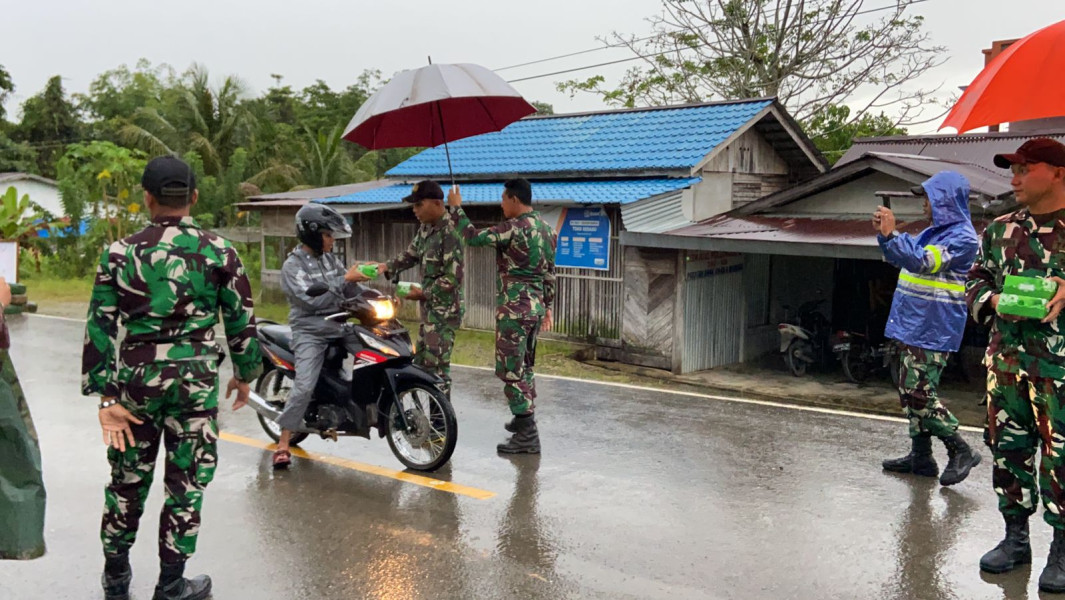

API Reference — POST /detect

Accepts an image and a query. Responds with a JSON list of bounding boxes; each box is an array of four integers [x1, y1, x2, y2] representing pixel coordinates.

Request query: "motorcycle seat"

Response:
[[259, 324, 293, 350]]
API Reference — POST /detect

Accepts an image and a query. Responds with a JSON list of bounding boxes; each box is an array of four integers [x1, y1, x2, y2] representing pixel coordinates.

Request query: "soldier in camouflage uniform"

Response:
[[874, 171, 982, 486], [967, 139, 1065, 593], [448, 178, 556, 454], [375, 180, 464, 397], [0, 277, 46, 561], [82, 156, 261, 600]]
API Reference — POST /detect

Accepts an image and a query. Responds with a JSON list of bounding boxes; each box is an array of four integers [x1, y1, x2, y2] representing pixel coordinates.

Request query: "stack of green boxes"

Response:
[[998, 275, 1058, 319]]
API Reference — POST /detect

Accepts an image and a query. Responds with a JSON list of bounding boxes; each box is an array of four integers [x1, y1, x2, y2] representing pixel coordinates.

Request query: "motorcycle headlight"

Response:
[[368, 299, 395, 321], [357, 330, 399, 357]]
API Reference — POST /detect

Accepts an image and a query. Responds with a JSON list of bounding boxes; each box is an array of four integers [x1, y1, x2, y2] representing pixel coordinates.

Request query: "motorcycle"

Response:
[[245, 281, 457, 472], [832, 330, 897, 384], [778, 299, 831, 377]]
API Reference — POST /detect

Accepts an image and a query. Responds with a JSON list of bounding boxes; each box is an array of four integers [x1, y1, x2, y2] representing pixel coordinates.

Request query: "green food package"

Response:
[[396, 281, 422, 298], [357, 264, 379, 279], [1003, 275, 1058, 300], [998, 293, 1049, 319]]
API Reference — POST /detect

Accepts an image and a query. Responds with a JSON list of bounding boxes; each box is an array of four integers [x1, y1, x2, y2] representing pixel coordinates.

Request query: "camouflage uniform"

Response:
[[448, 206, 556, 415], [385, 216, 464, 396], [966, 208, 1065, 528], [898, 344, 960, 438], [0, 312, 46, 560], [82, 216, 261, 564]]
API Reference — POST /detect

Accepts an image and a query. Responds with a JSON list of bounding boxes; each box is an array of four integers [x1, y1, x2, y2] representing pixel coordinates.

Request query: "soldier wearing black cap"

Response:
[[373, 180, 464, 397], [83, 155, 262, 600], [967, 138, 1065, 592]]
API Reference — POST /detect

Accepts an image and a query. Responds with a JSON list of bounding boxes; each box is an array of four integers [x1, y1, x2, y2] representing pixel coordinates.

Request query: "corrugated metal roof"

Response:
[[320, 178, 701, 206], [620, 191, 692, 233], [245, 179, 393, 202], [865, 153, 1012, 197], [623, 214, 992, 259], [0, 172, 57, 186], [838, 131, 1065, 169], [386, 99, 774, 177]]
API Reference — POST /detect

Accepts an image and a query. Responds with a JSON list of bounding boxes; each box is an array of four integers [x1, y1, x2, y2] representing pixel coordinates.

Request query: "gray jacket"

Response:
[[280, 247, 348, 329]]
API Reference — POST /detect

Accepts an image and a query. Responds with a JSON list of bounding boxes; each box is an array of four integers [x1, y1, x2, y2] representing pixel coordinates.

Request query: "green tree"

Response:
[[531, 101, 555, 116], [803, 104, 907, 164], [0, 137, 38, 173], [77, 59, 175, 138], [559, 0, 946, 129], [0, 186, 63, 271], [0, 64, 14, 123], [55, 141, 146, 244], [12, 76, 83, 177], [119, 64, 253, 176]]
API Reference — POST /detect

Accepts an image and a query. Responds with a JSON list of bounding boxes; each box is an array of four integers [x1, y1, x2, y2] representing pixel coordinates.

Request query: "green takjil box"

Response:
[[1003, 275, 1058, 300], [997, 294, 1048, 319]]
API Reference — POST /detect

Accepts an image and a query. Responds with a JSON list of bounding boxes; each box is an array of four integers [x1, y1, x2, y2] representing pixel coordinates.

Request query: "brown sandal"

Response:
[[272, 449, 291, 470]]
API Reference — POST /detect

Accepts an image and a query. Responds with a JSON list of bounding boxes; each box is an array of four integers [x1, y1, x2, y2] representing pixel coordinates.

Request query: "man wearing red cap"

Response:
[[967, 138, 1065, 592]]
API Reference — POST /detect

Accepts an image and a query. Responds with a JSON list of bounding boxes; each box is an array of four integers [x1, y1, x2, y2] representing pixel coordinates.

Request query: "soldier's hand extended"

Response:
[[227, 378, 250, 411], [542, 309, 553, 332], [99, 402, 143, 452], [447, 185, 462, 207], [406, 287, 425, 301], [1044, 277, 1065, 323]]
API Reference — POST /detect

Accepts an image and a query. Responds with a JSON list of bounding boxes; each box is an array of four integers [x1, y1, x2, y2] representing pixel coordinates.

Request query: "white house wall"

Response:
[[5, 180, 63, 217]]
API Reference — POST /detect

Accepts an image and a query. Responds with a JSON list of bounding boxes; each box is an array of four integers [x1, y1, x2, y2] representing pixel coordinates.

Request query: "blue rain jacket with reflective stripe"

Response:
[[878, 171, 979, 352]]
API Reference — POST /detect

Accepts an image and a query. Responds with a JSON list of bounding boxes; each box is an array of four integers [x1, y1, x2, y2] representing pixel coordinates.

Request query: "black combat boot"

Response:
[[504, 416, 517, 433], [940, 432, 982, 486], [980, 515, 1032, 574], [102, 554, 132, 600], [153, 561, 212, 600], [1041, 528, 1065, 593], [497, 413, 540, 454], [882, 433, 938, 477]]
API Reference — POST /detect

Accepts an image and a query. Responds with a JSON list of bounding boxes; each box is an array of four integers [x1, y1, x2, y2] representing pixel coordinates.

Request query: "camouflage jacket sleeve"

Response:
[[543, 224, 557, 311], [385, 228, 424, 276], [218, 246, 262, 383], [966, 223, 1000, 326], [448, 206, 513, 248], [82, 244, 121, 397]]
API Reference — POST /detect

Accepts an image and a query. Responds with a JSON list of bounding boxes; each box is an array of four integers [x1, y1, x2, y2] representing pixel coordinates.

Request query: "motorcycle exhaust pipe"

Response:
[[246, 390, 282, 422]]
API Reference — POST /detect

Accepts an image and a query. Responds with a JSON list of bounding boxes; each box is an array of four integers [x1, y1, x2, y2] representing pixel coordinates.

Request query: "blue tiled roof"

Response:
[[320, 178, 700, 206], [386, 100, 773, 177]]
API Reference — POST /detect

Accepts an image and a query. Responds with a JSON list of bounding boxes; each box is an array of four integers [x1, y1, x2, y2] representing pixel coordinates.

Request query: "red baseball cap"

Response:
[[994, 138, 1065, 169]]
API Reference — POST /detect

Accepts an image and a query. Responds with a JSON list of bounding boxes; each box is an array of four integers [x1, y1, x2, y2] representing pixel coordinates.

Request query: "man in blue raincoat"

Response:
[[875, 171, 983, 486]]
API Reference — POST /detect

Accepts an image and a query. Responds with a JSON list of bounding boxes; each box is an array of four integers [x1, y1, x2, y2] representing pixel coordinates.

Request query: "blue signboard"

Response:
[[555, 206, 610, 270]]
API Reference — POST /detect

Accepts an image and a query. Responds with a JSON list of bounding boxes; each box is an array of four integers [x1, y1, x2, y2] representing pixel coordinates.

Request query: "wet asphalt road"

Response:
[[0, 315, 1055, 599]]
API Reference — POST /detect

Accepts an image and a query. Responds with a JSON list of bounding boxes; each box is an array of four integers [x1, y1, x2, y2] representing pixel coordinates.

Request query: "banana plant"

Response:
[[0, 186, 63, 271]]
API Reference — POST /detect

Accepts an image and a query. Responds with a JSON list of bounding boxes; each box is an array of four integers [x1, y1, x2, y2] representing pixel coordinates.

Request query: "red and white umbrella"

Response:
[[342, 63, 536, 182]]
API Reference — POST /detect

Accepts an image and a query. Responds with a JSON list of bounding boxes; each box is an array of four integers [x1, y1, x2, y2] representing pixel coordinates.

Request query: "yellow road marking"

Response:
[[218, 431, 496, 500]]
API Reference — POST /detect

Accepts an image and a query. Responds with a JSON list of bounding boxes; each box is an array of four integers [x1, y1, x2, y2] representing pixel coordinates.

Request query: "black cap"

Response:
[[994, 138, 1065, 169], [142, 155, 196, 198], [401, 180, 444, 203]]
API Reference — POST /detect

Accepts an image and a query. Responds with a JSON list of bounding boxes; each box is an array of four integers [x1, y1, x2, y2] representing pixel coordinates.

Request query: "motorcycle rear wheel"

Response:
[[385, 382, 457, 472], [785, 339, 810, 377], [254, 369, 309, 446]]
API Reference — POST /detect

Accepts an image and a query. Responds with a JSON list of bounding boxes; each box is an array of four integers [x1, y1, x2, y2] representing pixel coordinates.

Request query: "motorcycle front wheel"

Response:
[[840, 347, 872, 384], [385, 382, 458, 472], [254, 369, 309, 446], [785, 339, 810, 377]]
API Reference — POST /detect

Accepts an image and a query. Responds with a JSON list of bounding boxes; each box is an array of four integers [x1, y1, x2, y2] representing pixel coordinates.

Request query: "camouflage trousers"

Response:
[[985, 369, 1065, 529], [102, 359, 219, 563], [415, 311, 458, 397], [897, 344, 960, 439], [496, 316, 541, 416]]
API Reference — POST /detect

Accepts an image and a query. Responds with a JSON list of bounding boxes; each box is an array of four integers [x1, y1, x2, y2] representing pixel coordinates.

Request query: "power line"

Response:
[[505, 0, 930, 84]]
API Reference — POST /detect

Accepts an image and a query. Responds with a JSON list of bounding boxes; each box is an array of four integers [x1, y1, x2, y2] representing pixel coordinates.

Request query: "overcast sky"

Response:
[[2, 0, 1062, 133]]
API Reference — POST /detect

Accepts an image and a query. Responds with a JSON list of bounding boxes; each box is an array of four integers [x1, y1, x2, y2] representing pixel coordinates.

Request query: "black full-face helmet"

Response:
[[295, 204, 351, 254]]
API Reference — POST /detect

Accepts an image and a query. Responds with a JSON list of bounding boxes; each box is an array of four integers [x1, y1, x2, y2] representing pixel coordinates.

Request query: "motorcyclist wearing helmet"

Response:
[[273, 203, 369, 468]]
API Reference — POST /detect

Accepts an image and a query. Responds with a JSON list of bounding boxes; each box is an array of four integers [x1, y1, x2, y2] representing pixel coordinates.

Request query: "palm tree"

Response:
[[119, 64, 253, 177]]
